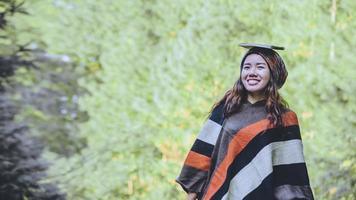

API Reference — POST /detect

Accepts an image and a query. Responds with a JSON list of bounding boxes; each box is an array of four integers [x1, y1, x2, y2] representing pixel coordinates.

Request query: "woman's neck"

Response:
[[247, 93, 266, 104]]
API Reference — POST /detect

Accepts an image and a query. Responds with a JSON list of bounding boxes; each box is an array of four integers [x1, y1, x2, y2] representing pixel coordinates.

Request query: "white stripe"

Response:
[[197, 119, 222, 145], [222, 139, 305, 200]]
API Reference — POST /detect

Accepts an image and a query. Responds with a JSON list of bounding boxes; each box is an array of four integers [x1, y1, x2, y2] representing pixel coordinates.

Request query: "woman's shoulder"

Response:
[[209, 102, 225, 125], [281, 107, 300, 126], [283, 107, 299, 117]]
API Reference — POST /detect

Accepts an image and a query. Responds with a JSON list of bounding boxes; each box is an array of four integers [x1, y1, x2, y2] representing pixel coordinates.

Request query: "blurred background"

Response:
[[0, 0, 355, 199]]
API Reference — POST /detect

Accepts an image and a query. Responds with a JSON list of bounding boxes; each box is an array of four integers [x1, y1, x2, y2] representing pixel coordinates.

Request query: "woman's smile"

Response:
[[246, 78, 261, 85]]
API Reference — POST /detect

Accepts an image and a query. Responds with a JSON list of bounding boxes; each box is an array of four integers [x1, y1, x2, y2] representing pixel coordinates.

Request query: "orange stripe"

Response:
[[203, 111, 298, 199], [184, 151, 211, 171], [282, 111, 298, 126]]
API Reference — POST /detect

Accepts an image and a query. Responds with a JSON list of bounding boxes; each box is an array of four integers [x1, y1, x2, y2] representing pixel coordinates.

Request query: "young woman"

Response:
[[176, 43, 314, 200]]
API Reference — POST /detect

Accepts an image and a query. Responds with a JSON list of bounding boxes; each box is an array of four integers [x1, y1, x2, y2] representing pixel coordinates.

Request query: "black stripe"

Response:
[[243, 173, 275, 200], [209, 102, 225, 125], [273, 163, 311, 186], [191, 139, 214, 157], [244, 163, 312, 199], [176, 165, 208, 193], [210, 125, 302, 199]]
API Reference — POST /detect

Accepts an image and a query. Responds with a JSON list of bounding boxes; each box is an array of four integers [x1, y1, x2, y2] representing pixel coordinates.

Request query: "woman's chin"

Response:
[[245, 87, 264, 93]]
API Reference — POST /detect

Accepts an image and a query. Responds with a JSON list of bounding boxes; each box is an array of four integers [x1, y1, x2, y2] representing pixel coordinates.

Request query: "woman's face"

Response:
[[241, 54, 271, 97]]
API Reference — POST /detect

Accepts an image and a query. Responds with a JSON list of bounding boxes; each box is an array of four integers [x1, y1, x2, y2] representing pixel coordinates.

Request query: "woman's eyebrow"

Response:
[[256, 62, 267, 65]]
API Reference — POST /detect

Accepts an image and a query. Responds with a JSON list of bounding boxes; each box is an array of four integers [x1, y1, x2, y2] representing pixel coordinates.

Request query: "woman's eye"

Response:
[[257, 66, 265, 69], [243, 66, 250, 69]]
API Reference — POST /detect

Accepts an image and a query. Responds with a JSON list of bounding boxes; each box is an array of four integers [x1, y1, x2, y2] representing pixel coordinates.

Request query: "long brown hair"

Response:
[[210, 47, 289, 127]]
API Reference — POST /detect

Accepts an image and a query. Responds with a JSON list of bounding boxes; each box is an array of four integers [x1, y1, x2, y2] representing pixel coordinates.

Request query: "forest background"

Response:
[[0, 0, 355, 199]]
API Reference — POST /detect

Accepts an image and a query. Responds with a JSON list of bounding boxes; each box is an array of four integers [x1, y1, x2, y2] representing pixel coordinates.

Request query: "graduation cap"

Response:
[[239, 43, 285, 50]]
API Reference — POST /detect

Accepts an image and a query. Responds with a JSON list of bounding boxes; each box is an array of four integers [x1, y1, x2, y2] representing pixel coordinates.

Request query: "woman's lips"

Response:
[[247, 79, 260, 85]]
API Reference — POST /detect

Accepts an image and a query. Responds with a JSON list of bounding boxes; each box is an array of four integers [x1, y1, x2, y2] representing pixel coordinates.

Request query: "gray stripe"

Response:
[[274, 184, 314, 200], [222, 139, 305, 200], [197, 119, 222, 145], [222, 103, 267, 136]]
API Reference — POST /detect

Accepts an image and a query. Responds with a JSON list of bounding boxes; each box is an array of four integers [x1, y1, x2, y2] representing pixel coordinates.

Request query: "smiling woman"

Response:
[[241, 54, 271, 103], [176, 43, 314, 200]]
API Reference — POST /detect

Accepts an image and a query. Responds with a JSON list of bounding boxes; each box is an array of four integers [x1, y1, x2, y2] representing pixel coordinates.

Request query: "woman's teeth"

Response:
[[247, 79, 260, 85]]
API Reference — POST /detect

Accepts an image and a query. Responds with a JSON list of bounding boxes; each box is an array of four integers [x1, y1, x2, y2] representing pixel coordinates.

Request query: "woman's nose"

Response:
[[249, 67, 257, 75]]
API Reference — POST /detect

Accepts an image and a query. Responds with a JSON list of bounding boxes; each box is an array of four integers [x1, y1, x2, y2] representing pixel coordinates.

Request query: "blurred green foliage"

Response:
[[11, 0, 356, 199], [0, 0, 66, 199]]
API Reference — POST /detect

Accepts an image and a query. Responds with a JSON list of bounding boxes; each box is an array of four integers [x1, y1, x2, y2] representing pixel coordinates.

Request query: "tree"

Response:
[[18, 0, 356, 199], [0, 1, 72, 199]]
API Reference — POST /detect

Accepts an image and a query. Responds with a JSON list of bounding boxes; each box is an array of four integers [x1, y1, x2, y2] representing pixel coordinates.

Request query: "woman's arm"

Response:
[[176, 102, 225, 197]]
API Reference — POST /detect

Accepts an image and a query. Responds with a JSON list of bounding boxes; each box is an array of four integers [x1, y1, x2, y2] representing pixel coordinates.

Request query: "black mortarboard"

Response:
[[239, 43, 285, 50]]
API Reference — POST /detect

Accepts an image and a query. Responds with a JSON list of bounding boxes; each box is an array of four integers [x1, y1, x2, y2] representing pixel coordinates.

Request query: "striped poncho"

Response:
[[176, 100, 314, 200]]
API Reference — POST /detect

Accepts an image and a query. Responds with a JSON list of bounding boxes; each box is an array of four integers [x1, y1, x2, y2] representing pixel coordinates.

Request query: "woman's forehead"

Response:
[[243, 54, 267, 64]]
